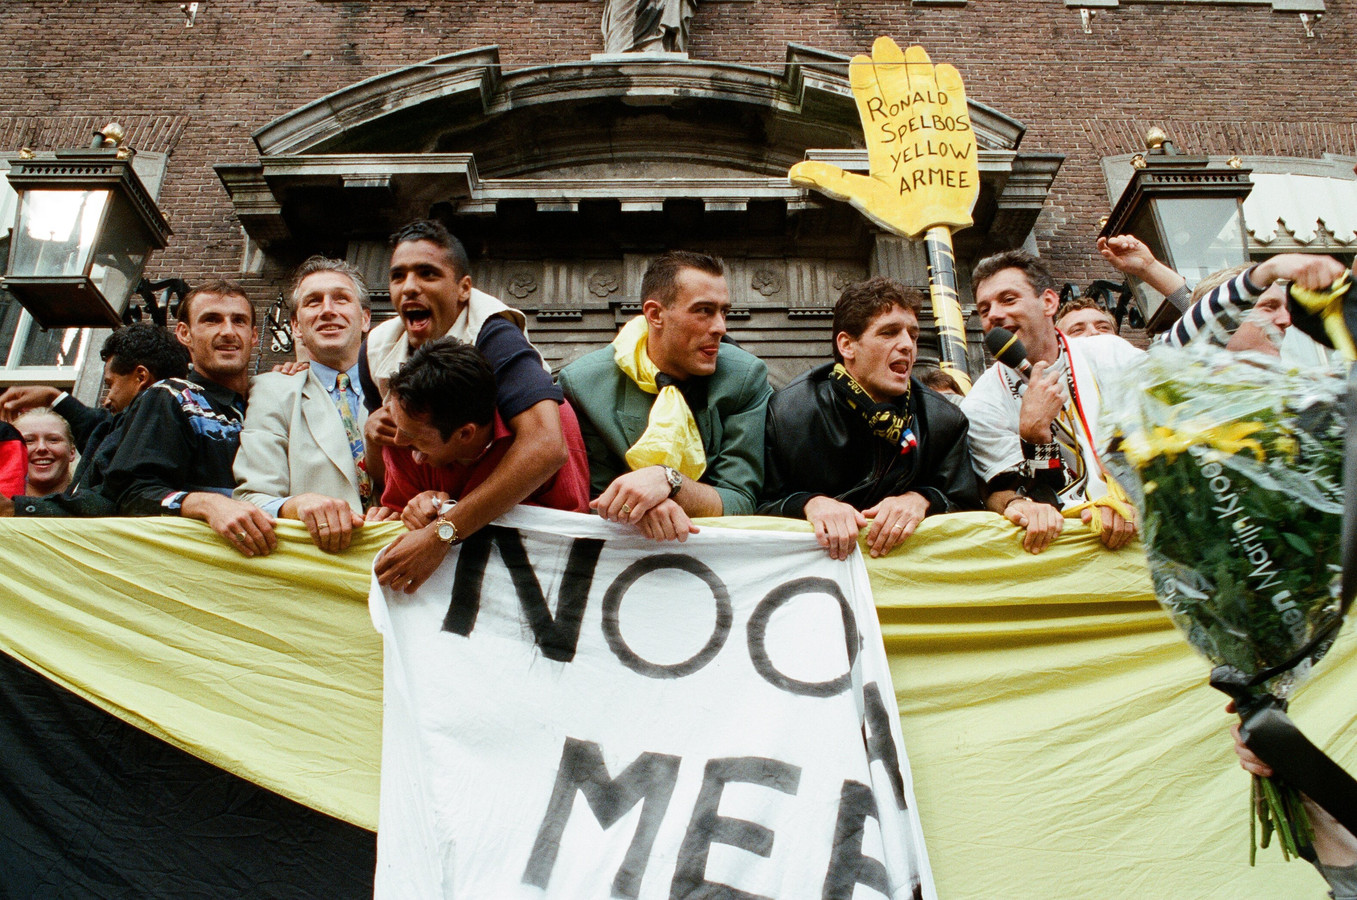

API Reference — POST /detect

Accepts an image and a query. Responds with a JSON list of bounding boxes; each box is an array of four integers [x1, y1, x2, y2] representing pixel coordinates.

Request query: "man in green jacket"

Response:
[[559, 250, 772, 542]]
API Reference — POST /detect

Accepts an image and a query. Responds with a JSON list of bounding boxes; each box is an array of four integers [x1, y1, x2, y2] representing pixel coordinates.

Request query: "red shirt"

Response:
[[380, 400, 591, 516]]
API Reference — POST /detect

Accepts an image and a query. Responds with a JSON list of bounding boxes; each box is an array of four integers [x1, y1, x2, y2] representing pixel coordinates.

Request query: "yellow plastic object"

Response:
[[789, 39, 980, 239]]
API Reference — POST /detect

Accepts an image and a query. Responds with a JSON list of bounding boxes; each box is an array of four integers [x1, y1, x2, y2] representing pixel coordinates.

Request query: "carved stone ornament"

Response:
[[588, 271, 620, 298], [831, 270, 857, 292], [507, 274, 539, 300], [751, 269, 784, 297]]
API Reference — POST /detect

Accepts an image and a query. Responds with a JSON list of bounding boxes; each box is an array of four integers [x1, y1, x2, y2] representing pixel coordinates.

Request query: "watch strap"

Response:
[[662, 465, 682, 499]]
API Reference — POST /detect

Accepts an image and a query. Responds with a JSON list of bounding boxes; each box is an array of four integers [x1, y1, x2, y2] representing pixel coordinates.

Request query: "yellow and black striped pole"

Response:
[[924, 226, 972, 393]]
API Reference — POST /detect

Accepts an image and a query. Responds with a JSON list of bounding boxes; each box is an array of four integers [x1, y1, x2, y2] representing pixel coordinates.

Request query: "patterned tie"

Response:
[[334, 373, 373, 511]]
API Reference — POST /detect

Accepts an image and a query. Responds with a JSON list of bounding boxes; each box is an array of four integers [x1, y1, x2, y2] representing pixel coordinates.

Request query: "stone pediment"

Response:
[[252, 44, 1026, 165], [220, 44, 1056, 254], [219, 44, 1063, 384]]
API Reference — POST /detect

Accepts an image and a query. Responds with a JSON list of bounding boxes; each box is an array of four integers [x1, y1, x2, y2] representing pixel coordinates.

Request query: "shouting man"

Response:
[[760, 277, 980, 559], [359, 220, 571, 576]]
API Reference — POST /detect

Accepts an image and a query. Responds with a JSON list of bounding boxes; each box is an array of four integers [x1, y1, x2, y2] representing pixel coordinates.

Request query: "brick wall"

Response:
[[1, 0, 1352, 302]]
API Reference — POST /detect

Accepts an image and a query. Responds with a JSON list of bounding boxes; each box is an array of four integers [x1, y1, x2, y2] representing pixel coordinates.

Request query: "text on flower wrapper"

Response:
[[1201, 460, 1306, 643]]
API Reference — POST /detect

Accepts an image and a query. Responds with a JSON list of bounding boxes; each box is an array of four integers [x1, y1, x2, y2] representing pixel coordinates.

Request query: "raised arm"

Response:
[[1097, 235, 1187, 299]]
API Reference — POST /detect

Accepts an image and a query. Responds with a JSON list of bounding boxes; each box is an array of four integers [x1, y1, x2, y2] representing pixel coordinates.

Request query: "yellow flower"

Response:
[[1124, 419, 1266, 466]]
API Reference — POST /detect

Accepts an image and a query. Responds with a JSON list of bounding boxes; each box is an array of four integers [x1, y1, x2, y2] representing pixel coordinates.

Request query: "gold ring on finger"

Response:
[[236, 532, 248, 541], [621, 504, 632, 516]]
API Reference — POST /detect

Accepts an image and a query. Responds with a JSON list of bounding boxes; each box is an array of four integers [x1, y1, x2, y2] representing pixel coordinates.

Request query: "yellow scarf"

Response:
[[611, 316, 707, 480], [1291, 274, 1356, 361]]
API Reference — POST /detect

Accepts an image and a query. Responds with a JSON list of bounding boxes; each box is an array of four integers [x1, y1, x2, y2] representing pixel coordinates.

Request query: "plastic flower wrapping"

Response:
[[1103, 344, 1348, 860]]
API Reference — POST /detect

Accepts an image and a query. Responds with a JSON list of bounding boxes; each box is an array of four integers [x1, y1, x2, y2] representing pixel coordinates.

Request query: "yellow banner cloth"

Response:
[[0, 513, 1352, 899]]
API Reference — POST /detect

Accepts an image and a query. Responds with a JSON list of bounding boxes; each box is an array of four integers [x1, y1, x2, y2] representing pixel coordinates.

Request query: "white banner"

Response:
[[370, 507, 934, 900]]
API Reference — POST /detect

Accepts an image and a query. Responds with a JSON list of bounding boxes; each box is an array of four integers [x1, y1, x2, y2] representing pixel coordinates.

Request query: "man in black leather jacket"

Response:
[[759, 277, 981, 559]]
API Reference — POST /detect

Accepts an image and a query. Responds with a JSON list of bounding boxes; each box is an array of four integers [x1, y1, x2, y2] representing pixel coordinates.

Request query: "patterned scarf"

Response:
[[829, 364, 918, 454]]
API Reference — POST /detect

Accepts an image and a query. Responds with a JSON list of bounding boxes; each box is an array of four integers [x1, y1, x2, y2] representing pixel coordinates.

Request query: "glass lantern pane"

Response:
[[89, 194, 151, 318], [0, 293, 23, 363], [1126, 204, 1171, 316], [17, 318, 85, 367], [1154, 197, 1248, 287], [8, 188, 110, 278]]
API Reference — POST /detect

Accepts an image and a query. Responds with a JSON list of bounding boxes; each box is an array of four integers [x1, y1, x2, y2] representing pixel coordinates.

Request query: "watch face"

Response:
[[437, 521, 457, 543]]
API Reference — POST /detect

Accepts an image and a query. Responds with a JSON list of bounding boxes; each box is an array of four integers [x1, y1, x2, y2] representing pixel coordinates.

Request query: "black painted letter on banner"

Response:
[[522, 737, 681, 899], [444, 526, 604, 662], [602, 554, 732, 678], [747, 577, 858, 698], [863, 681, 907, 811], [670, 757, 802, 900], [821, 780, 891, 900]]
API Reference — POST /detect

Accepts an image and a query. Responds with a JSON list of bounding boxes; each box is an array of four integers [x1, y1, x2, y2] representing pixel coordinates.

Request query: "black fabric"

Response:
[[358, 341, 381, 415], [758, 362, 981, 518], [0, 650, 375, 899], [981, 470, 1063, 511], [654, 371, 710, 411], [102, 374, 246, 516], [55, 394, 112, 451]]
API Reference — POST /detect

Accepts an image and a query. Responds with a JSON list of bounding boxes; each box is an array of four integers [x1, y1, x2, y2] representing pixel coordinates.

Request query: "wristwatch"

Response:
[[661, 465, 683, 499], [435, 513, 460, 545]]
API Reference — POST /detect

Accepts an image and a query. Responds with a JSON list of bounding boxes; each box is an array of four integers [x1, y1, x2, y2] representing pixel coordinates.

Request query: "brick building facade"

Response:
[[1, 0, 1353, 395]]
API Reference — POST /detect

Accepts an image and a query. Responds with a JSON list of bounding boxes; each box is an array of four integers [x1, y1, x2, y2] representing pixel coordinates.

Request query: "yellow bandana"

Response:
[[611, 315, 707, 480]]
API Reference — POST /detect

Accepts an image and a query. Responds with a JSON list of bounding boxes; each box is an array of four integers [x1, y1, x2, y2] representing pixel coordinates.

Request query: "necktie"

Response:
[[334, 373, 373, 510]]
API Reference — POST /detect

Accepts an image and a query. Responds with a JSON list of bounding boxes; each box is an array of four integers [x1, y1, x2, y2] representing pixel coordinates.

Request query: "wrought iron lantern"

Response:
[[1100, 127, 1254, 332], [2, 124, 172, 328]]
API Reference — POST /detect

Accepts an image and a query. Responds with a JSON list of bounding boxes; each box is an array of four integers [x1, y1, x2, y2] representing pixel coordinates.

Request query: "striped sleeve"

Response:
[[1158, 267, 1264, 348]]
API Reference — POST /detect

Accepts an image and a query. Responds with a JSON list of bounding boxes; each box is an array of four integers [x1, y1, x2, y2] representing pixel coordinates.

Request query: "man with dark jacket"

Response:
[[102, 282, 277, 557], [0, 322, 189, 517], [759, 277, 981, 559]]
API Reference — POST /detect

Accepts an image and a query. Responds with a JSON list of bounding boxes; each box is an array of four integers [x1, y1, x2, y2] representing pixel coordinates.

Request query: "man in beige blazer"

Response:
[[234, 257, 373, 552]]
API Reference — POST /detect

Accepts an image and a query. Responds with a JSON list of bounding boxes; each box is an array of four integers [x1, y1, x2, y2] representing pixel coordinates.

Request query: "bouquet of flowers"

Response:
[[1103, 344, 1349, 862]]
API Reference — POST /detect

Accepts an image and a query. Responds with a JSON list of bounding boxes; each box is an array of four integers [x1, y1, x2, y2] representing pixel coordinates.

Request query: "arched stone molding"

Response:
[[218, 44, 1062, 380]]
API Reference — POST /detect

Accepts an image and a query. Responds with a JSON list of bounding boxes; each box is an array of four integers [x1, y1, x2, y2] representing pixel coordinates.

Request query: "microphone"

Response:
[[984, 327, 1032, 382]]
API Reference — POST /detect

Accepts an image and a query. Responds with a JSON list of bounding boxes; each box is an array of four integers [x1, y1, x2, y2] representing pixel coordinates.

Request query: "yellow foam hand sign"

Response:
[[789, 38, 980, 239]]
